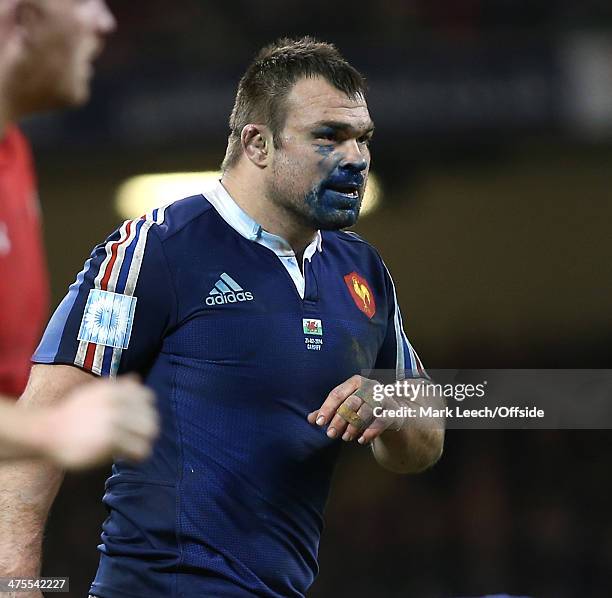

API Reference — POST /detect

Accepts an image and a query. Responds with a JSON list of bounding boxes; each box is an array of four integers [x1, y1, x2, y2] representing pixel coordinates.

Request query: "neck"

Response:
[[221, 165, 318, 258]]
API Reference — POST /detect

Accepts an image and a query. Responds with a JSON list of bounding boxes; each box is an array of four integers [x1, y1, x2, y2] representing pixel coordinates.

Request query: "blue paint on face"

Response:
[[313, 144, 335, 158], [312, 126, 342, 159], [304, 150, 367, 230]]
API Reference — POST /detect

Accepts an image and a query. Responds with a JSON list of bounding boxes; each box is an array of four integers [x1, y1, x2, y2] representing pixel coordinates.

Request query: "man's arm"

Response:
[[0, 368, 158, 466], [371, 428, 444, 474], [369, 387, 445, 474], [307, 375, 445, 474], [0, 398, 40, 459], [0, 364, 158, 583], [0, 365, 83, 580]]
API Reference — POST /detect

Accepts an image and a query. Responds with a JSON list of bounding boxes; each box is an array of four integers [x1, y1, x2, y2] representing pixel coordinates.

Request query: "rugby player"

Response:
[[0, 1, 158, 468], [0, 37, 445, 597]]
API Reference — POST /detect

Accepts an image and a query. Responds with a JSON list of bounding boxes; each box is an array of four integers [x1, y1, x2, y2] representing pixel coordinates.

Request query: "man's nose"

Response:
[[97, 0, 117, 35], [341, 140, 368, 172]]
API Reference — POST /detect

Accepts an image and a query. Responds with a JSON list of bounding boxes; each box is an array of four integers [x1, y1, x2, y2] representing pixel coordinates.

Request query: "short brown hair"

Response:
[[221, 36, 367, 171]]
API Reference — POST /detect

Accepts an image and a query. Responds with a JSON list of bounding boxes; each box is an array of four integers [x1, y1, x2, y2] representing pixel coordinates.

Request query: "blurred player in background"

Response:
[[0, 38, 444, 597], [0, 0, 50, 398], [0, 376, 157, 469], [0, 1, 158, 469]]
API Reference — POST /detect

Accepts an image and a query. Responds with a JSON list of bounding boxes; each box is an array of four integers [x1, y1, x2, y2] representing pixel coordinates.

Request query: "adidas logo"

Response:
[[206, 272, 254, 306]]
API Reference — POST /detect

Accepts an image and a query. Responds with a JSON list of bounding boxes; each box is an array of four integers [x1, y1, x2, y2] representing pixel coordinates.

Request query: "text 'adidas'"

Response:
[[206, 273, 254, 306]]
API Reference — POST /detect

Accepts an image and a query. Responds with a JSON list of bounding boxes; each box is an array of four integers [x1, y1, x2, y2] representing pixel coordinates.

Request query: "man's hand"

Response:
[[308, 374, 444, 473], [0, 366, 155, 590], [307, 375, 404, 444], [30, 376, 159, 470]]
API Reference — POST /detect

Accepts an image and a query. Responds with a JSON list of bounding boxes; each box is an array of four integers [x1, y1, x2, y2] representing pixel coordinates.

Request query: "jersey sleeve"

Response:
[[374, 261, 427, 380], [33, 213, 176, 378]]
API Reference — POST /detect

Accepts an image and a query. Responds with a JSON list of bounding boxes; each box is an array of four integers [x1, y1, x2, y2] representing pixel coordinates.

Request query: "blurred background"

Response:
[[29, 0, 612, 596]]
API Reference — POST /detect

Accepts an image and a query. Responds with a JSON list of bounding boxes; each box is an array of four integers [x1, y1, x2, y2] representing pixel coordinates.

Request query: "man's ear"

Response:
[[241, 124, 272, 168], [14, 0, 44, 45], [0, 1, 25, 60]]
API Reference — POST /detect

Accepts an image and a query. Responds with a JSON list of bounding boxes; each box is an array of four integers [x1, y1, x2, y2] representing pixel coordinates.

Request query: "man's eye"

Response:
[[358, 135, 372, 145]]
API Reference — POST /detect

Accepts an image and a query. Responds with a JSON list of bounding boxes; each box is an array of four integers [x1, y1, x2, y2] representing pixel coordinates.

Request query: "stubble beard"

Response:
[[266, 170, 363, 232], [266, 164, 322, 232]]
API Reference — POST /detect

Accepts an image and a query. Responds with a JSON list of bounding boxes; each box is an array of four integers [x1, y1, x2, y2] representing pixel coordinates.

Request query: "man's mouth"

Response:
[[326, 183, 360, 200]]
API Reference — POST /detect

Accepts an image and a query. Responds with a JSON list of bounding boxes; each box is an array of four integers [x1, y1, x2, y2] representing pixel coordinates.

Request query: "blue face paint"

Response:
[[313, 144, 335, 158], [312, 126, 341, 159], [304, 150, 367, 230]]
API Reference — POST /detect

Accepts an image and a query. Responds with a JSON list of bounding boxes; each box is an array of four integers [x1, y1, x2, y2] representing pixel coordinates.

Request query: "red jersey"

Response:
[[0, 125, 49, 397]]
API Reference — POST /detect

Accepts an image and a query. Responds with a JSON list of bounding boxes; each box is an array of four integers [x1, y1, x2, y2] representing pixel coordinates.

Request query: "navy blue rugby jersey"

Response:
[[34, 181, 425, 598]]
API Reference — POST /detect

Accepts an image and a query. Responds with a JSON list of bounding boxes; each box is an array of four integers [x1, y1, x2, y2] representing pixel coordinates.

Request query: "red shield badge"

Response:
[[344, 272, 376, 319]]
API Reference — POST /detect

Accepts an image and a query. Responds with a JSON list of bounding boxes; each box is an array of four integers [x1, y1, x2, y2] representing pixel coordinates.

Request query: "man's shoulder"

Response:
[[323, 229, 382, 259], [322, 230, 390, 285], [144, 194, 217, 243]]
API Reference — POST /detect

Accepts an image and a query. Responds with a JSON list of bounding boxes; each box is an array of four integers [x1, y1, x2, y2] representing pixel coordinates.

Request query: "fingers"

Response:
[[327, 393, 367, 440], [115, 403, 159, 441], [119, 372, 143, 384], [357, 416, 394, 445], [343, 401, 374, 442], [115, 384, 157, 424], [109, 376, 151, 401], [52, 377, 160, 469], [113, 427, 156, 462], [110, 382, 159, 459], [308, 375, 362, 427], [308, 375, 397, 446]]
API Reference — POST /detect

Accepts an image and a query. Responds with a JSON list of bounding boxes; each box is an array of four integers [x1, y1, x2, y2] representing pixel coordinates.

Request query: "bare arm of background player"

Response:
[[0, 374, 157, 464], [0, 365, 158, 592]]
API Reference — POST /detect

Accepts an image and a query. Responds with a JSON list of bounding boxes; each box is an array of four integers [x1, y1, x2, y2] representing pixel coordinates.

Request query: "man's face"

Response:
[[22, 0, 115, 108], [0, 1, 22, 76], [266, 76, 374, 231]]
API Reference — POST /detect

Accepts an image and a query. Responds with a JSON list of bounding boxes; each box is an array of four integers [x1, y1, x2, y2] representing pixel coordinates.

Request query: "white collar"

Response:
[[203, 180, 323, 259]]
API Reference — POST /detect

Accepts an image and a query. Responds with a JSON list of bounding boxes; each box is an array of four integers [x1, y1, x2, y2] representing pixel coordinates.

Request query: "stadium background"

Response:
[[24, 1, 612, 596]]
